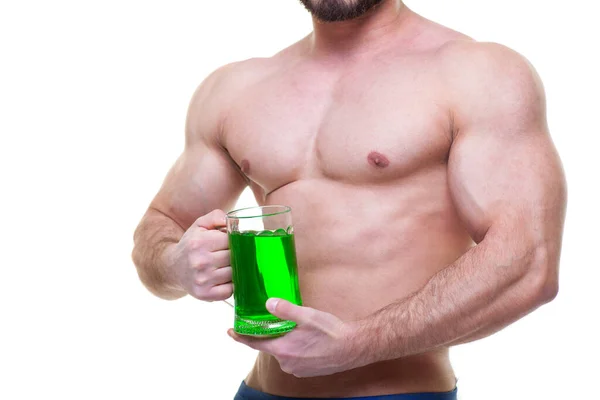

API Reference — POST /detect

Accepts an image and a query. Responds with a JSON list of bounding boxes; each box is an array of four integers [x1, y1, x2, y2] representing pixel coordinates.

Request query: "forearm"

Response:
[[445, 300, 529, 347], [132, 207, 186, 300], [353, 228, 558, 365]]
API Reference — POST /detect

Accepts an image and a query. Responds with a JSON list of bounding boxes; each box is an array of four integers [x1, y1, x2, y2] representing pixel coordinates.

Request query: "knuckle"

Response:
[[194, 275, 209, 287], [211, 209, 226, 219], [186, 238, 202, 251], [198, 255, 211, 268], [192, 254, 211, 269]]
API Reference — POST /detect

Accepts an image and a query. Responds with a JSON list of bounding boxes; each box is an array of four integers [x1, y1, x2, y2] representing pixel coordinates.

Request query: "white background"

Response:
[[1, 0, 598, 399]]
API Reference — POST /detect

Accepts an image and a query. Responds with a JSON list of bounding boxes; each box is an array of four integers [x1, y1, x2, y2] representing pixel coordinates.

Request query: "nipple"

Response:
[[367, 151, 390, 169]]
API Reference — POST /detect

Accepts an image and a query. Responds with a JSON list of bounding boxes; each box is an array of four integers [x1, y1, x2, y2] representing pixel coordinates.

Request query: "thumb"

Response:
[[266, 298, 317, 326], [194, 209, 227, 230], [267, 299, 345, 337]]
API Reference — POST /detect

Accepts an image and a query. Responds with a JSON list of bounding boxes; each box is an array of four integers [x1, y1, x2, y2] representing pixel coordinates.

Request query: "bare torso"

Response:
[[133, 2, 563, 395], [221, 15, 472, 397]]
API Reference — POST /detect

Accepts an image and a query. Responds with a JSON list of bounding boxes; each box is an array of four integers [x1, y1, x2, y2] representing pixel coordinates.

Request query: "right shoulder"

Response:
[[185, 58, 273, 145]]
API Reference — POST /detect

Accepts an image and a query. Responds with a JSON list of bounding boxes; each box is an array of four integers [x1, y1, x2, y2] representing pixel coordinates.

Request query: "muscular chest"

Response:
[[223, 57, 452, 196]]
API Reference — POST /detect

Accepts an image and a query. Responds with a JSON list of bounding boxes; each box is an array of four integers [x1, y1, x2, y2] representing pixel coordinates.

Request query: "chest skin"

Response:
[[221, 45, 470, 399], [222, 52, 453, 198]]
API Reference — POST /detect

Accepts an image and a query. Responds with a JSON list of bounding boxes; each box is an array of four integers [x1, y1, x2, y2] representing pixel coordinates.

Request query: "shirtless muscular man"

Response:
[[132, 1, 566, 399]]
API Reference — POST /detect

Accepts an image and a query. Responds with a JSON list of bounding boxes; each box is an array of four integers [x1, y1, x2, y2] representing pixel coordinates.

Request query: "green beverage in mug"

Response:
[[226, 206, 303, 336]]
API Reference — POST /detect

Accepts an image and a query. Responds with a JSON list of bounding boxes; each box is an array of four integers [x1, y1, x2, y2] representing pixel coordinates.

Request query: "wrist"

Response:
[[160, 241, 185, 294], [344, 319, 378, 370]]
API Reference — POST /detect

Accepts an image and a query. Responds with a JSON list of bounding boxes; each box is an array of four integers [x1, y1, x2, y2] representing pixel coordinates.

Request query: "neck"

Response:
[[308, 0, 412, 57]]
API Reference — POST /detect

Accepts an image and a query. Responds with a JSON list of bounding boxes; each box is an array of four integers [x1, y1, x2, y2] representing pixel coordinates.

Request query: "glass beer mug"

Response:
[[226, 205, 303, 336]]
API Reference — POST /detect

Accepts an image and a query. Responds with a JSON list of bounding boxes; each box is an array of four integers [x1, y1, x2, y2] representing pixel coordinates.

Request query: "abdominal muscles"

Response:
[[264, 165, 474, 321]]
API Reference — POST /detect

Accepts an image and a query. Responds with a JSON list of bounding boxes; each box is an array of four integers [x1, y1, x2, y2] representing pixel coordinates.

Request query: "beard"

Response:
[[298, 0, 385, 22]]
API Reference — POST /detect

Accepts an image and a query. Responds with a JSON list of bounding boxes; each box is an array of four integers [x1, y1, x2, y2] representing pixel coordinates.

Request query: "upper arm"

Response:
[[444, 42, 566, 263], [149, 64, 247, 230]]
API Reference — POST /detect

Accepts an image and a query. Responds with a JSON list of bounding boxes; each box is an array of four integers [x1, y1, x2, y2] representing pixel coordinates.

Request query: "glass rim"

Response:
[[226, 205, 291, 219]]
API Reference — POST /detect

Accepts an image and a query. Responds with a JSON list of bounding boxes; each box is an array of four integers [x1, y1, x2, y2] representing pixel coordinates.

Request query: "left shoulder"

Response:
[[438, 40, 539, 85], [437, 41, 546, 132]]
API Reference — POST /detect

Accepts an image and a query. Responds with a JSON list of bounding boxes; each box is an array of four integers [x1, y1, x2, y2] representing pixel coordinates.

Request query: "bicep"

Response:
[[151, 142, 247, 230], [149, 63, 248, 230], [448, 125, 566, 249], [446, 43, 566, 250]]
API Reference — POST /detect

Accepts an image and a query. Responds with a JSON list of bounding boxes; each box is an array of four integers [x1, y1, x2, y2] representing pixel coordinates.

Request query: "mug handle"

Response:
[[223, 299, 234, 308], [216, 226, 235, 308]]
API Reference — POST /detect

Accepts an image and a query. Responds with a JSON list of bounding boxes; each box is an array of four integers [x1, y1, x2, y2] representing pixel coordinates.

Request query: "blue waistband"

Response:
[[234, 381, 458, 400]]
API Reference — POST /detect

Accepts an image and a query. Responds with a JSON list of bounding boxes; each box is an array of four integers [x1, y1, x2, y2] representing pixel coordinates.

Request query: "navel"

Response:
[[367, 151, 390, 169], [241, 159, 251, 174]]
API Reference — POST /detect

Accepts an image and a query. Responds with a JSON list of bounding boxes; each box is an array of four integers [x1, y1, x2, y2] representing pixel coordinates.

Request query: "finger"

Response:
[[266, 298, 317, 325], [227, 329, 278, 353], [194, 209, 227, 230], [211, 249, 231, 268], [205, 283, 233, 301], [209, 266, 232, 285], [197, 230, 229, 252]]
